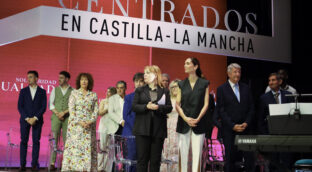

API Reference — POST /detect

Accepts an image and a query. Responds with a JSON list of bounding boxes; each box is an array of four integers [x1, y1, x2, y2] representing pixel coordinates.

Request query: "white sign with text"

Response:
[[0, 0, 291, 62]]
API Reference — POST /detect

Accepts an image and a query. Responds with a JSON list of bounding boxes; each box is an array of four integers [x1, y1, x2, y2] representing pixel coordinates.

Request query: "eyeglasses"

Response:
[[170, 85, 178, 89]]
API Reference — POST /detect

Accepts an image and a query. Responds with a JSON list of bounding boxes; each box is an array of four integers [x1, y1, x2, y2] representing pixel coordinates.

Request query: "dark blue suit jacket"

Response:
[[257, 90, 293, 134], [121, 92, 137, 163], [216, 81, 255, 132], [18, 86, 47, 123], [122, 92, 136, 136]]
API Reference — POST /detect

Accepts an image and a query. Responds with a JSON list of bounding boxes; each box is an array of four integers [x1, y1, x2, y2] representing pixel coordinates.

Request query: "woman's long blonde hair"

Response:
[[144, 65, 163, 88]]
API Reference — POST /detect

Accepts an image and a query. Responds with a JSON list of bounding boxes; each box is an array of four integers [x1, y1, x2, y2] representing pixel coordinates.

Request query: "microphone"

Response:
[[285, 93, 312, 119], [285, 93, 301, 119]]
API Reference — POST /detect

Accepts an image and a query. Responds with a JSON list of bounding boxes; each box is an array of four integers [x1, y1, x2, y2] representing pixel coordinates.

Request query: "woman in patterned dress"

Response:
[[62, 73, 99, 172], [160, 79, 181, 172]]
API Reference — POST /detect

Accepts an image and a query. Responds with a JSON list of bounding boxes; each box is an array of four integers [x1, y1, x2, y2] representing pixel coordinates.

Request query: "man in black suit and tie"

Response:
[[18, 71, 47, 171], [215, 63, 255, 172], [258, 73, 294, 171]]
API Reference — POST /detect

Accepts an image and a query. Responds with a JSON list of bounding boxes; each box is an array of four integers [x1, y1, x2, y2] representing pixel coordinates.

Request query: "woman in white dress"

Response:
[[97, 87, 117, 171], [161, 79, 181, 172]]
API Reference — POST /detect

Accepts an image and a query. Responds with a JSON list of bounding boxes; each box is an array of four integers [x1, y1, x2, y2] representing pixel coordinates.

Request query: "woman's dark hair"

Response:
[[108, 87, 117, 95], [133, 72, 144, 82], [76, 73, 94, 91], [59, 71, 71, 79], [190, 57, 202, 78]]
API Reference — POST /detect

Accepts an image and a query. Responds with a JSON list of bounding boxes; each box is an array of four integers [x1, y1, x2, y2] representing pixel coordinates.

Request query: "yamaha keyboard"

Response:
[[235, 135, 312, 152]]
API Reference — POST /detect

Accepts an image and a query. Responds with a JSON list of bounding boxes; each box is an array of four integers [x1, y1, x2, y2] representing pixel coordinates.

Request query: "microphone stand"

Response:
[[285, 93, 312, 120]]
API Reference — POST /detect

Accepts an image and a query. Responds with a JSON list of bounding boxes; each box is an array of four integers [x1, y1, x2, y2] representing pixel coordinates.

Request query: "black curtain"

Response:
[[225, 0, 311, 133], [226, 0, 311, 100]]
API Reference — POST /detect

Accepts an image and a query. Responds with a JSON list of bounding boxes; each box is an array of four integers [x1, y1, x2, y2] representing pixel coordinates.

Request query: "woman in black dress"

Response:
[[132, 65, 173, 172], [176, 57, 210, 172]]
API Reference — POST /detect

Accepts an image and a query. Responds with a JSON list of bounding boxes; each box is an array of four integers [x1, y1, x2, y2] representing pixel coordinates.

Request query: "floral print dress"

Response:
[[62, 89, 99, 172], [161, 99, 179, 172]]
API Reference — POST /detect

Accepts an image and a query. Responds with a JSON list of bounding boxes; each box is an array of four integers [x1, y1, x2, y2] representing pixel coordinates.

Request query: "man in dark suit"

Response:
[[212, 95, 224, 140], [122, 72, 144, 172], [215, 63, 255, 172], [18, 71, 47, 171], [258, 72, 293, 134], [205, 93, 216, 138], [258, 73, 294, 171], [122, 73, 145, 137]]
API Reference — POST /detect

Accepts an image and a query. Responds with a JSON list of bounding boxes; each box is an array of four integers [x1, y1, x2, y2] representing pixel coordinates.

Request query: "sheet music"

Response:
[[269, 103, 312, 116], [157, 94, 166, 105]]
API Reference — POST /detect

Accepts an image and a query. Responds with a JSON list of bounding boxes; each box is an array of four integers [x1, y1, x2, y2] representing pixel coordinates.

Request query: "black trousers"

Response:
[[135, 135, 164, 172], [20, 120, 43, 167], [222, 130, 255, 172]]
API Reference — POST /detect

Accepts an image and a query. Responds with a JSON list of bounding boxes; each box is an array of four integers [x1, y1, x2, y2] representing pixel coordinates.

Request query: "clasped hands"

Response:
[[233, 122, 248, 132], [184, 117, 200, 127], [146, 102, 159, 110], [55, 111, 66, 121], [26, 117, 37, 126], [78, 121, 93, 129]]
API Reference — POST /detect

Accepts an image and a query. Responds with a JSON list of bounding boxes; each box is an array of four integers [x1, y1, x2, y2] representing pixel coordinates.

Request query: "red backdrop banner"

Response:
[[0, 0, 227, 166]]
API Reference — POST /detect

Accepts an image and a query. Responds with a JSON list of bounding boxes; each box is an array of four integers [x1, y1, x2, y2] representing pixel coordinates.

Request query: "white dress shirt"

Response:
[[26, 85, 38, 121], [118, 95, 124, 124], [228, 80, 239, 95], [49, 85, 71, 110], [29, 85, 38, 100], [271, 90, 282, 104]]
